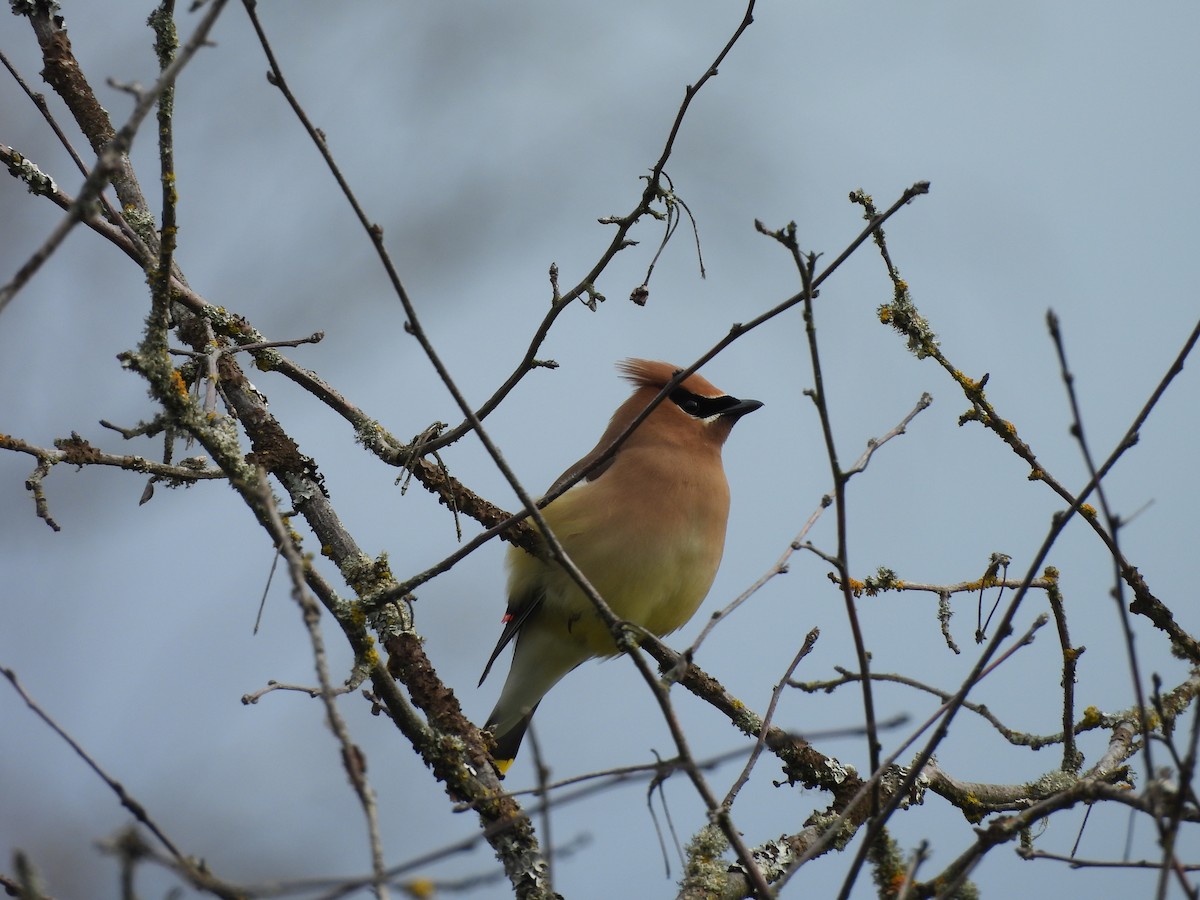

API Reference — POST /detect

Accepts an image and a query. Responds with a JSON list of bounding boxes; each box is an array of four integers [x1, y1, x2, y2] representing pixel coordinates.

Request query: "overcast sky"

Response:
[[3, 2, 1199, 898]]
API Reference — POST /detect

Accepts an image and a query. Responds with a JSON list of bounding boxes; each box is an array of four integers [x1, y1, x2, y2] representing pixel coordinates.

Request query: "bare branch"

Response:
[[3, 0, 230, 312], [1, 667, 185, 861]]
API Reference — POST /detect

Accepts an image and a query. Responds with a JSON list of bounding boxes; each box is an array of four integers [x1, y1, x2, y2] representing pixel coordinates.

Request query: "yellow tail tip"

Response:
[[493, 756, 514, 777]]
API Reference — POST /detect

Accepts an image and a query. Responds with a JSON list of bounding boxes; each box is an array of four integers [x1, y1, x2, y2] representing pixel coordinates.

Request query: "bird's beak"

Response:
[[720, 397, 763, 421]]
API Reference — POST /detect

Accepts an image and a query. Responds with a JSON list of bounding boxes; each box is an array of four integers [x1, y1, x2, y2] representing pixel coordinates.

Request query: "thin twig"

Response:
[[53, 434, 217, 483], [688, 392, 932, 656], [1048, 309, 1146, 776], [525, 725, 556, 891], [1, 0, 229, 313], [0, 50, 132, 238], [796, 665, 1080, 750], [1, 667, 185, 859], [392, 1, 759, 457], [776, 615, 1052, 892], [722, 629, 819, 808], [1018, 848, 1200, 873], [783, 217, 884, 845], [252, 470, 391, 900]]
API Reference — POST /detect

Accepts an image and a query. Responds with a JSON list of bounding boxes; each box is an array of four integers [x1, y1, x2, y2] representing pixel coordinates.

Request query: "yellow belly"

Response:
[[506, 484, 725, 657]]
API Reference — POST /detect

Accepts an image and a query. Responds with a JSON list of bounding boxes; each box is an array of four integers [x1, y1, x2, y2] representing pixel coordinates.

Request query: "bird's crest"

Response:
[[618, 358, 722, 398]]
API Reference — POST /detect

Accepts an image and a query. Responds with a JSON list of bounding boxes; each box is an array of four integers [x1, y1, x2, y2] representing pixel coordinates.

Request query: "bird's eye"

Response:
[[670, 388, 714, 418]]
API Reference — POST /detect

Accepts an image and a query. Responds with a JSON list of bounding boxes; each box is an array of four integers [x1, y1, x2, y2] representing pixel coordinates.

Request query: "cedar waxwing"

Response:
[[479, 359, 762, 774]]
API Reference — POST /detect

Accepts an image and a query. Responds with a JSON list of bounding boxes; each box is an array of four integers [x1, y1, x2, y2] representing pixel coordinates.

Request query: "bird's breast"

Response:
[[509, 452, 731, 655]]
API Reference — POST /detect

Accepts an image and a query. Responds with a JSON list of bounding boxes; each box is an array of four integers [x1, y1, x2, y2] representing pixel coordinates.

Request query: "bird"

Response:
[[478, 358, 762, 775]]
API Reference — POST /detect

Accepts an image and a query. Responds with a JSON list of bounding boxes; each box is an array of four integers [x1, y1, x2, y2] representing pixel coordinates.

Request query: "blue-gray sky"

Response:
[[2, 2, 1198, 897]]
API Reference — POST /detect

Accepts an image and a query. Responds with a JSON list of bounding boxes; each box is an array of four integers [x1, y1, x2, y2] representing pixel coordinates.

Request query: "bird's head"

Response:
[[616, 358, 763, 448]]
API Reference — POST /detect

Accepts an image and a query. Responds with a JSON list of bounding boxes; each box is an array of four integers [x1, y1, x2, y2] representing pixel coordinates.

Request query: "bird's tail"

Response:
[[483, 622, 583, 776], [486, 703, 539, 777]]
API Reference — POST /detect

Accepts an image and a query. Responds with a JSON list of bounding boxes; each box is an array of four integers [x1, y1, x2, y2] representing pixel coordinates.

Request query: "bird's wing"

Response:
[[544, 433, 622, 496], [478, 438, 609, 686], [478, 587, 544, 686]]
